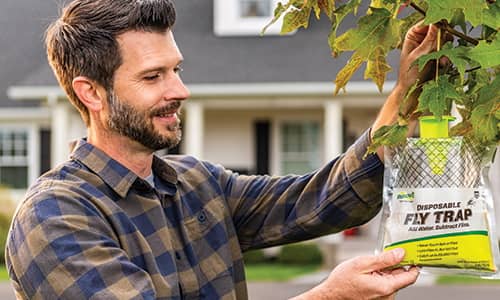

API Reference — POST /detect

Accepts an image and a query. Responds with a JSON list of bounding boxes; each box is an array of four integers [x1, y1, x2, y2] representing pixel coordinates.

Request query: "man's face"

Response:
[[108, 30, 190, 151], [107, 91, 182, 151]]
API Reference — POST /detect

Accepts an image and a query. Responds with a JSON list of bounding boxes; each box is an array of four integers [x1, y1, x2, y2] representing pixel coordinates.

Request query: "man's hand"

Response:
[[398, 23, 440, 92], [371, 22, 444, 160], [292, 248, 419, 300]]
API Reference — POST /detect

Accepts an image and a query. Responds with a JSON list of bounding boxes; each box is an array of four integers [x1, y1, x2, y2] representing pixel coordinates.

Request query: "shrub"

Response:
[[276, 243, 323, 265], [244, 242, 323, 265], [0, 213, 12, 265], [243, 249, 267, 264]]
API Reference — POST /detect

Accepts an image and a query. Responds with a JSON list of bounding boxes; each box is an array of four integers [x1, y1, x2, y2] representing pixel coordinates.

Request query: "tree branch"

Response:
[[409, 2, 479, 46]]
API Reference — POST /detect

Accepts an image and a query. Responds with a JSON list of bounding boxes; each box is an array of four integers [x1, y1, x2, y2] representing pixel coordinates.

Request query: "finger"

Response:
[[358, 248, 406, 272], [411, 24, 439, 56], [386, 266, 420, 290], [402, 21, 429, 54]]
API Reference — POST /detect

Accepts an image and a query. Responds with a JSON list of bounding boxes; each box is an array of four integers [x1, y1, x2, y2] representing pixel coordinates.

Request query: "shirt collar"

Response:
[[70, 139, 178, 198]]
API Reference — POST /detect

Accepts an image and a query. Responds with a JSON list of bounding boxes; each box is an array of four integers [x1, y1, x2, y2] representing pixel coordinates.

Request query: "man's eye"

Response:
[[144, 74, 160, 81], [174, 66, 184, 74]]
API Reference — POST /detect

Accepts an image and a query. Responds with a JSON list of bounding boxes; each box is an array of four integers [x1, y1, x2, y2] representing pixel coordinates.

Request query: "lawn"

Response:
[[0, 263, 321, 282], [437, 275, 500, 285], [245, 263, 320, 282]]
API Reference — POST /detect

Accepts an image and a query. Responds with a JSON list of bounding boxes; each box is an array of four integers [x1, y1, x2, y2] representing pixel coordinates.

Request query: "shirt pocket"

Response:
[[183, 199, 233, 280]]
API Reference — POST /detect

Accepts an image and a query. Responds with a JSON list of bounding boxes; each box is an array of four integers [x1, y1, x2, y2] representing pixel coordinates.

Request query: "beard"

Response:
[[106, 91, 182, 151]]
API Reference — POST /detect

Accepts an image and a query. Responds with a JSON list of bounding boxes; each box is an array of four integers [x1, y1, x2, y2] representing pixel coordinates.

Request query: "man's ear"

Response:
[[72, 76, 106, 111]]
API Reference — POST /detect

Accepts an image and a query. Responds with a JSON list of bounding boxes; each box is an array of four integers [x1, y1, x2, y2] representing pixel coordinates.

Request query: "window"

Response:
[[214, 0, 286, 36], [280, 122, 320, 175], [240, 0, 272, 17], [0, 129, 29, 189]]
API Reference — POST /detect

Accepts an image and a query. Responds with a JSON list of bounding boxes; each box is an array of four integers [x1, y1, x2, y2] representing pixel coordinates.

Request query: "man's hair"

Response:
[[45, 0, 176, 126]]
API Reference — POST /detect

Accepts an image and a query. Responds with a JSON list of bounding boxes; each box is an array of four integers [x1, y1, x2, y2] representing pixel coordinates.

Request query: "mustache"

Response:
[[150, 101, 182, 117]]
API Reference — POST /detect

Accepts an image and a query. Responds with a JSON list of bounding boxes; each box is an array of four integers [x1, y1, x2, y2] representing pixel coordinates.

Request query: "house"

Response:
[[1, 0, 499, 239]]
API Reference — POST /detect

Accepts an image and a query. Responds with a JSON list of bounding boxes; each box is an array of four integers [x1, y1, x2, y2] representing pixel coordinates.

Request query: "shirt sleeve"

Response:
[[204, 129, 384, 250], [5, 182, 157, 299]]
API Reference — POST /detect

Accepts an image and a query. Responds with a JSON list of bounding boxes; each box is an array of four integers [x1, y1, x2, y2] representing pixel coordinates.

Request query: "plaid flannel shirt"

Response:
[[6, 130, 383, 299]]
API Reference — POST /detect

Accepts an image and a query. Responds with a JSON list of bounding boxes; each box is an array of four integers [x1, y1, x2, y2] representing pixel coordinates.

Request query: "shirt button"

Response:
[[197, 211, 207, 223]]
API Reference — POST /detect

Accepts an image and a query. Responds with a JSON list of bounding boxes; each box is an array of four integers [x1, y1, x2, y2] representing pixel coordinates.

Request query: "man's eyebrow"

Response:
[[137, 60, 184, 76], [137, 66, 167, 76]]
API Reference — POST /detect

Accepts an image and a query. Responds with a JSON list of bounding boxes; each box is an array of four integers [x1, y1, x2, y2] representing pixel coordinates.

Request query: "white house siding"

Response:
[[203, 107, 325, 175], [0, 108, 51, 203]]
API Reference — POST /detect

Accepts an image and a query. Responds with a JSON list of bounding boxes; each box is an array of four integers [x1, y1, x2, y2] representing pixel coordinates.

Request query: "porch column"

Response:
[[51, 101, 71, 167], [184, 101, 204, 158], [324, 100, 343, 161]]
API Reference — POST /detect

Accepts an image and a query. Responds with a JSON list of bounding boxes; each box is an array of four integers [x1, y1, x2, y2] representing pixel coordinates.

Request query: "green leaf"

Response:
[[483, 1, 500, 29], [476, 75, 500, 106], [424, 0, 496, 28], [414, 42, 470, 82], [418, 75, 461, 119], [468, 39, 500, 69], [465, 68, 492, 100], [366, 124, 408, 155], [334, 7, 401, 58], [334, 53, 364, 94], [450, 9, 467, 33], [364, 46, 392, 92]]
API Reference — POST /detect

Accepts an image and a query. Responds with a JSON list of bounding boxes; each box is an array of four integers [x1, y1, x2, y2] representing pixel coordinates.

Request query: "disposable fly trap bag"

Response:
[[377, 116, 500, 277]]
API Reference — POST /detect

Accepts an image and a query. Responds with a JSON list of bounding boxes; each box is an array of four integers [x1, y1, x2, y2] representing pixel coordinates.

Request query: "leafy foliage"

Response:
[[263, 0, 499, 150], [417, 75, 461, 119]]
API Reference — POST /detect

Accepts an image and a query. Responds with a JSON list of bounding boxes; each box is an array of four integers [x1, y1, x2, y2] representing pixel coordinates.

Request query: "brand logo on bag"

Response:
[[396, 191, 415, 202]]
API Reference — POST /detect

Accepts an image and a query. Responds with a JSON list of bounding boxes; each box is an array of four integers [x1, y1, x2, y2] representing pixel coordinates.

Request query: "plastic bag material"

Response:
[[376, 136, 500, 277]]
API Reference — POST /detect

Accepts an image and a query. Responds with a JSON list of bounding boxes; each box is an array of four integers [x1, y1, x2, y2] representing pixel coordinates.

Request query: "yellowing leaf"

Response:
[[261, 2, 291, 35], [332, 7, 400, 91], [476, 75, 500, 106], [364, 46, 392, 92], [418, 75, 461, 119], [281, 7, 313, 33], [471, 75, 500, 141], [329, 0, 362, 56], [334, 53, 364, 95], [471, 102, 499, 144], [318, 0, 336, 19], [450, 121, 473, 137], [370, 0, 403, 15], [468, 39, 500, 69]]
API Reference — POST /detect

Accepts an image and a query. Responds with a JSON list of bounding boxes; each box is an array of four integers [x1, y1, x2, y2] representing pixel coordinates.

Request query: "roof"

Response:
[[0, 0, 59, 106], [2, 0, 402, 106]]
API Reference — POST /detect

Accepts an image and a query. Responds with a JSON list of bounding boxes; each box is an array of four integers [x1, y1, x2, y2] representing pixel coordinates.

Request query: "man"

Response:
[[6, 0, 439, 298]]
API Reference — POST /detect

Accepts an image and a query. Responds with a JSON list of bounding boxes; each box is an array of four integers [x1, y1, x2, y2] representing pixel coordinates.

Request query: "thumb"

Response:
[[365, 248, 406, 272]]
